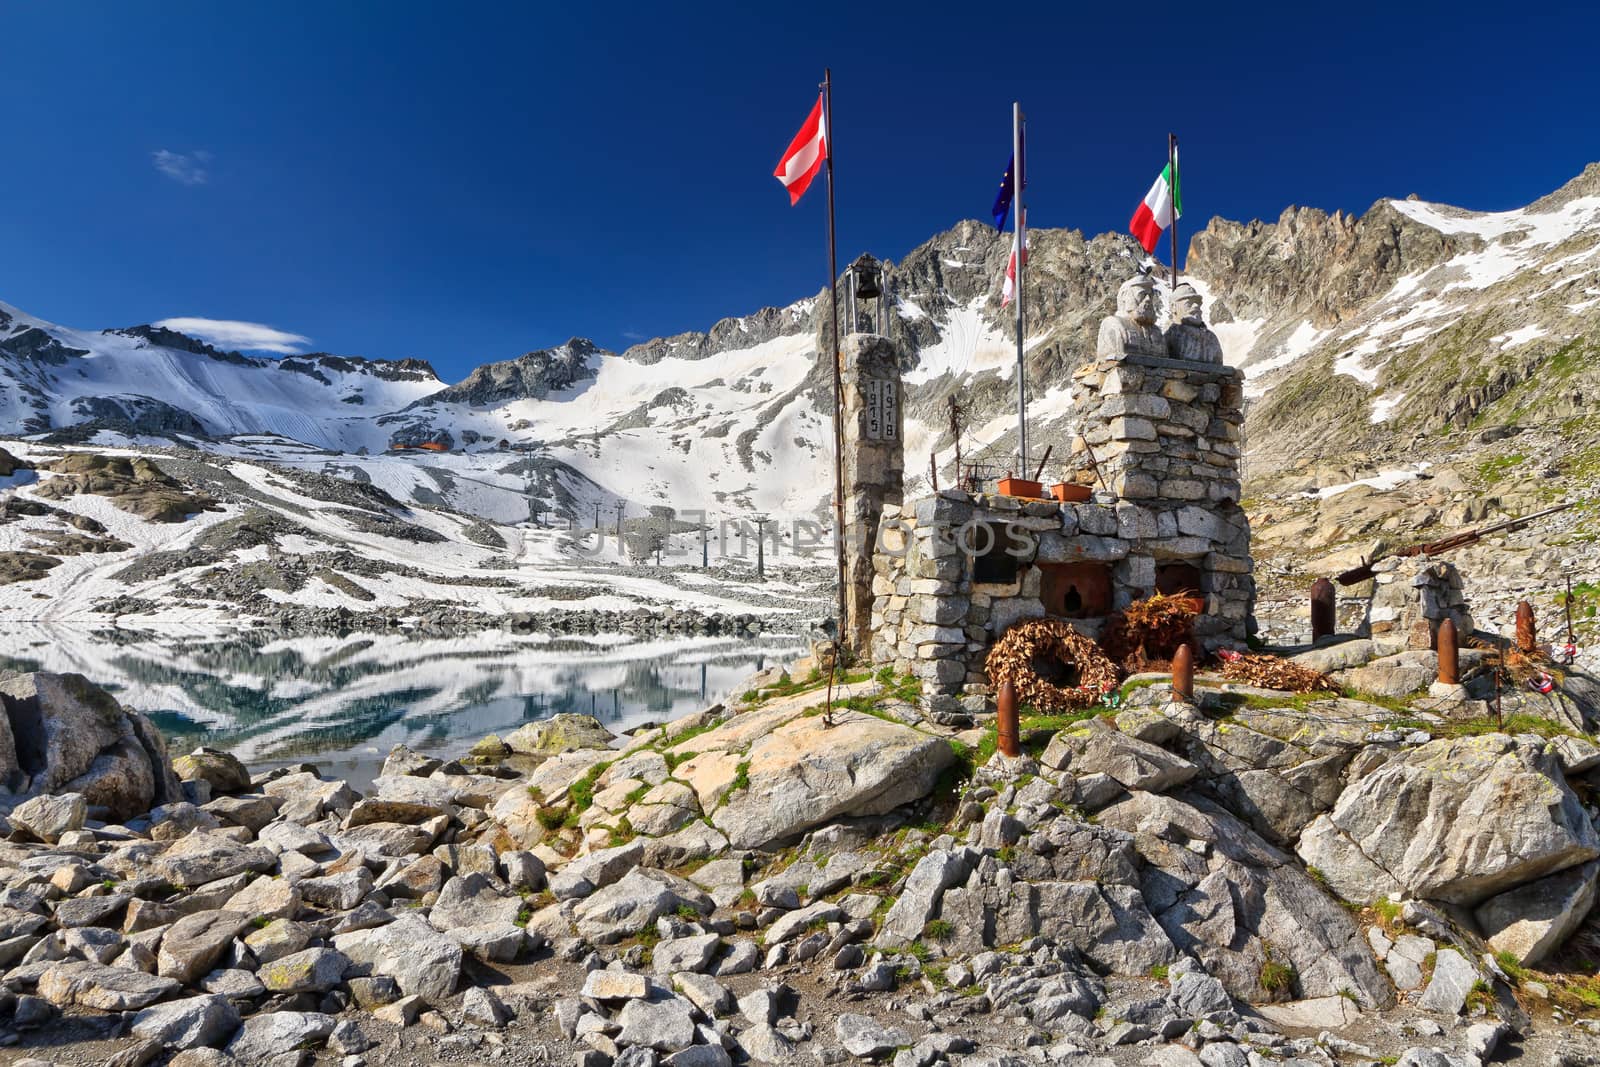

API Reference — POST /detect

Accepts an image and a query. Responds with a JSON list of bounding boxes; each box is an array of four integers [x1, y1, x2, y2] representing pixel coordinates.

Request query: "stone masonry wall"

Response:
[[1065, 354, 1245, 506], [870, 490, 1252, 718]]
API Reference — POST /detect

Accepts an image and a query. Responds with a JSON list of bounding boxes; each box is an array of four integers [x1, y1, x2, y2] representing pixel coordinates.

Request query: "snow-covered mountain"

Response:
[[1188, 163, 1600, 475], [0, 303, 440, 450], [0, 295, 832, 527]]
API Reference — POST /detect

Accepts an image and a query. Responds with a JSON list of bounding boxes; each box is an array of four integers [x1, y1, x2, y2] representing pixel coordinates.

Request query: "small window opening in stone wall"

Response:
[[970, 523, 1022, 585], [1040, 562, 1113, 618], [1155, 561, 1204, 598]]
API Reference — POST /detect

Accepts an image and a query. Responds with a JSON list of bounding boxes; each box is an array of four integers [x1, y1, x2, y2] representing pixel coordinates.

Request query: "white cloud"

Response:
[[622, 330, 648, 342], [155, 317, 311, 354], [152, 149, 211, 186]]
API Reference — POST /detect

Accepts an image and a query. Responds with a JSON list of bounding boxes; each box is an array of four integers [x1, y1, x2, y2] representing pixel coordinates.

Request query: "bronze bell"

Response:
[[854, 264, 881, 300]]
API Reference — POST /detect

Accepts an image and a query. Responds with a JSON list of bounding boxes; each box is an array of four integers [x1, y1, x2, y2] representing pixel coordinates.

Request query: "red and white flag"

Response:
[[774, 95, 828, 205], [1002, 213, 1028, 307]]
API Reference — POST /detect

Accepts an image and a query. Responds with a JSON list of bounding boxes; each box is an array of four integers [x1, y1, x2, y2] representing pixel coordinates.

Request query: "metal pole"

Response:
[[1167, 133, 1179, 293], [1013, 101, 1028, 475], [1495, 631, 1505, 729], [948, 396, 962, 496], [755, 517, 767, 581], [1568, 576, 1577, 642], [701, 522, 708, 570], [823, 68, 848, 647]]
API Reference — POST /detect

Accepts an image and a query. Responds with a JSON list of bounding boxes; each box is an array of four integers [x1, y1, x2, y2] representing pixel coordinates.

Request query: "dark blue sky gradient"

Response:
[[2, 1, 1594, 381]]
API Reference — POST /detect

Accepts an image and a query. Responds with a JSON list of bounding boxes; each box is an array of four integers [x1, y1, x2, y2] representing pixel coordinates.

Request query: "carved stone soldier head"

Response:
[[1171, 282, 1204, 325], [1116, 274, 1158, 327]]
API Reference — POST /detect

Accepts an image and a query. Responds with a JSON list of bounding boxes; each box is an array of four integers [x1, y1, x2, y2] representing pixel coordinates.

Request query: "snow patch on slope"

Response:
[[1493, 324, 1547, 348], [1310, 462, 1432, 499], [906, 298, 1014, 386], [1242, 321, 1329, 398]]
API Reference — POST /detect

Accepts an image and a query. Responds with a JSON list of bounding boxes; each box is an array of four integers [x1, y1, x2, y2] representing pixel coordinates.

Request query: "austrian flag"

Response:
[[1001, 238, 1028, 307], [1129, 149, 1182, 254], [774, 96, 828, 204], [1002, 212, 1029, 307]]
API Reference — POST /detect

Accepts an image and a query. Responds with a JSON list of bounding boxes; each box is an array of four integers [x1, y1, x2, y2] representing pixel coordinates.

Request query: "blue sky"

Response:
[[2, 1, 1595, 382]]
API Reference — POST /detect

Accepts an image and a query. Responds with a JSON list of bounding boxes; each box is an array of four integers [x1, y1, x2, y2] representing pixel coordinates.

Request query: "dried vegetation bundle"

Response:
[[1219, 653, 1339, 694], [1102, 592, 1200, 672], [985, 619, 1122, 711]]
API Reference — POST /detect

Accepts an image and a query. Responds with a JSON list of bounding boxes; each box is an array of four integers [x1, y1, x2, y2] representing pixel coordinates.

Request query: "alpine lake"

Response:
[[1, 624, 805, 789]]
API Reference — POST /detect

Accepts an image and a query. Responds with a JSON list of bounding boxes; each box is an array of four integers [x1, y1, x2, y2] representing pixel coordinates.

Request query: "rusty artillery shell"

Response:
[[997, 681, 1021, 758], [1172, 643, 1195, 704], [1438, 618, 1460, 686], [1310, 578, 1336, 642]]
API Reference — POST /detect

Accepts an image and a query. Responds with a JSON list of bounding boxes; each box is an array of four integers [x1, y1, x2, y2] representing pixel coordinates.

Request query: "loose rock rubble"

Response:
[[0, 664, 1598, 1066]]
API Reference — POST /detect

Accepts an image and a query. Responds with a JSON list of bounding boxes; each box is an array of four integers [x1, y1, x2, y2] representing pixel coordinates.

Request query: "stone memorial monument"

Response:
[[840, 333, 904, 658], [868, 271, 1253, 716], [1165, 282, 1224, 364]]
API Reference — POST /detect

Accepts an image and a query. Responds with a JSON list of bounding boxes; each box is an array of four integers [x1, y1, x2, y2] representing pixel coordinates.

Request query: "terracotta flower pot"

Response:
[[997, 477, 1044, 499], [1049, 482, 1092, 503]]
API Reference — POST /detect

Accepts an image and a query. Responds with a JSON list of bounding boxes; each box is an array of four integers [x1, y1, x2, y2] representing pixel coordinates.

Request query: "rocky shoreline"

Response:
[[86, 599, 782, 639], [0, 646, 1598, 1067]]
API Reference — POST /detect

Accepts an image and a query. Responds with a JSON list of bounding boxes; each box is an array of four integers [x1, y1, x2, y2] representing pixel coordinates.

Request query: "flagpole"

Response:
[[823, 68, 848, 648], [1168, 132, 1179, 293], [1013, 101, 1028, 476]]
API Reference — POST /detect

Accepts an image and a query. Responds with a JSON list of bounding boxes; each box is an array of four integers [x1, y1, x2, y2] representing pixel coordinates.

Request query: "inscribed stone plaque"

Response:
[[865, 379, 898, 442]]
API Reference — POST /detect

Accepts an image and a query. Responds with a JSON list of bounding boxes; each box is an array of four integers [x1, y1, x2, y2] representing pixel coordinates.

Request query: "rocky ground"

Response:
[[1242, 415, 1599, 680], [0, 626, 1599, 1067]]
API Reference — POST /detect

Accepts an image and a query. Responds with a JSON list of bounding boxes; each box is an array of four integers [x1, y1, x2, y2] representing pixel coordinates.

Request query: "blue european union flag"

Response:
[[992, 153, 1015, 232]]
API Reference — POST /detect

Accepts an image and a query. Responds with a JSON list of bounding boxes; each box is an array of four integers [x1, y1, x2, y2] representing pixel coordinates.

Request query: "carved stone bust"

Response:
[[1164, 282, 1224, 364], [1096, 274, 1167, 360]]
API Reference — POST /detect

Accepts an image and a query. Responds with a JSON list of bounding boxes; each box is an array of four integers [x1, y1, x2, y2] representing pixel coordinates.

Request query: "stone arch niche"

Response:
[[1155, 560, 1204, 599]]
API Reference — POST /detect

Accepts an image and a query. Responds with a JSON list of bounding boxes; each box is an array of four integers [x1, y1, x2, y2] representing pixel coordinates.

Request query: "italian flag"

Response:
[[1129, 150, 1181, 254]]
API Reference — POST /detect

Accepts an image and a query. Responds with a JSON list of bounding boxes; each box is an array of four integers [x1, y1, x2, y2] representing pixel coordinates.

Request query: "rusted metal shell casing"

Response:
[[1516, 600, 1537, 654], [1172, 643, 1195, 703], [1438, 618, 1460, 686], [997, 681, 1021, 758], [1310, 578, 1336, 642]]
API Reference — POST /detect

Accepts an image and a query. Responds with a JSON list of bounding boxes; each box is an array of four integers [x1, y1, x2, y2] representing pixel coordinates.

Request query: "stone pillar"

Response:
[[841, 333, 904, 658], [1362, 557, 1474, 650], [1063, 353, 1254, 649]]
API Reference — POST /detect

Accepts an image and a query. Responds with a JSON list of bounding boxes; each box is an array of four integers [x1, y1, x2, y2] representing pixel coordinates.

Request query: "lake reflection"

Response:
[[1, 625, 804, 788]]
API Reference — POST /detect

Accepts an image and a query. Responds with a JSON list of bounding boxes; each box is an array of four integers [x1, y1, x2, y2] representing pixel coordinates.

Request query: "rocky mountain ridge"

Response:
[[1, 168, 1596, 640], [7, 167, 1597, 488], [366, 163, 1600, 532]]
